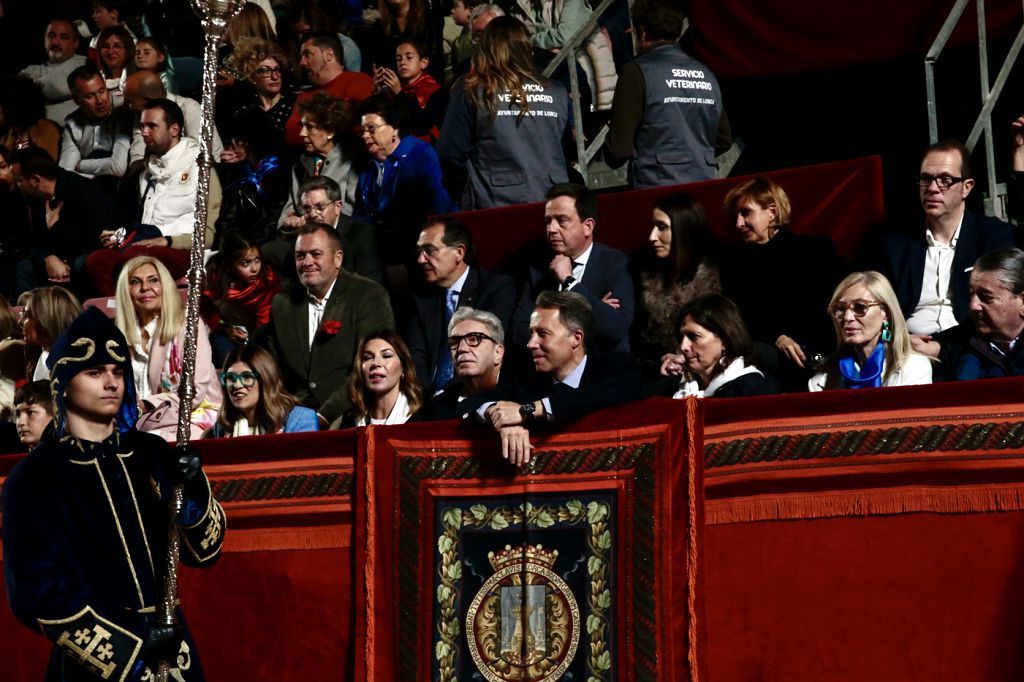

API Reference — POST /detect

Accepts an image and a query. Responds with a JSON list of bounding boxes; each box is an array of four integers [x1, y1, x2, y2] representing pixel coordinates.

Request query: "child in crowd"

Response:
[[374, 41, 446, 142], [447, 0, 475, 82], [14, 381, 53, 449], [134, 36, 176, 94], [201, 233, 281, 367]]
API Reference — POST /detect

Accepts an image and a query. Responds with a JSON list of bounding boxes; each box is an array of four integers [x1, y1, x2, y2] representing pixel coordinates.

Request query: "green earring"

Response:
[[880, 320, 893, 343]]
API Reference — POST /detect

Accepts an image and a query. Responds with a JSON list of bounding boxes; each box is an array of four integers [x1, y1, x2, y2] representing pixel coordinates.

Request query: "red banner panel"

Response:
[[355, 403, 705, 682], [702, 378, 1024, 680]]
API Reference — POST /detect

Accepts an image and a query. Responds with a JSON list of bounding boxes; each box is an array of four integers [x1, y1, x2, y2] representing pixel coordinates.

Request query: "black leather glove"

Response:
[[172, 445, 201, 485], [142, 623, 180, 664]]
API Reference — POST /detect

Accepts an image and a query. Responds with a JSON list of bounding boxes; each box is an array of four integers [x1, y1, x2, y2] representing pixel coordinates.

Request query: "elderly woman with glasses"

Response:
[[278, 92, 360, 233], [808, 271, 932, 391], [206, 344, 317, 437]]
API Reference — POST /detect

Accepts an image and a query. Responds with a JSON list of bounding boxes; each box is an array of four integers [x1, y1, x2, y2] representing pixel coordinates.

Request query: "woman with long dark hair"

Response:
[[339, 330, 424, 426], [437, 16, 571, 209], [95, 25, 135, 106], [635, 193, 720, 377]]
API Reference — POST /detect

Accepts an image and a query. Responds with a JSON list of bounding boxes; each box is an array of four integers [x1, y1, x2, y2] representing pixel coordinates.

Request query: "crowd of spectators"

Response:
[[0, 0, 1022, 463]]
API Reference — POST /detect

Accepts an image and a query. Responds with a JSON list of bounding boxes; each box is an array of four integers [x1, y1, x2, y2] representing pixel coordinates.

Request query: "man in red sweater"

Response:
[[283, 32, 373, 148]]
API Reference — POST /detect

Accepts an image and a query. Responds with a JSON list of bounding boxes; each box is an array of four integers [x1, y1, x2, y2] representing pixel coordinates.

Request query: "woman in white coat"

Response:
[[809, 271, 932, 391]]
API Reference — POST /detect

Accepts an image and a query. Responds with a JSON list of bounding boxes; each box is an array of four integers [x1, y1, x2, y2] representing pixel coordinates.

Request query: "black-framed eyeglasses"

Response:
[[255, 66, 282, 77], [918, 173, 965, 190], [828, 300, 883, 319], [220, 370, 260, 388], [300, 201, 336, 214], [447, 332, 496, 351]]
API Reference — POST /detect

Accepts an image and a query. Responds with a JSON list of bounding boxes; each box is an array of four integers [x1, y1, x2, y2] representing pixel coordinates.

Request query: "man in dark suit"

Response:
[[511, 183, 634, 355], [266, 222, 394, 425], [880, 140, 1014, 357], [418, 307, 506, 420], [476, 291, 641, 464], [407, 217, 515, 391]]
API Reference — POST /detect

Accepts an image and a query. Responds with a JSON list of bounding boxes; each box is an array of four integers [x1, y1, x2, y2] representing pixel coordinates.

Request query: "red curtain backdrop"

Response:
[[688, 0, 1024, 77], [702, 378, 1024, 680], [455, 156, 885, 268]]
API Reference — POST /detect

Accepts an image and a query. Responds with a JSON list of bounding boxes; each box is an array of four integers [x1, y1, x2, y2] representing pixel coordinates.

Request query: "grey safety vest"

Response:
[[466, 78, 570, 209], [632, 44, 722, 189]]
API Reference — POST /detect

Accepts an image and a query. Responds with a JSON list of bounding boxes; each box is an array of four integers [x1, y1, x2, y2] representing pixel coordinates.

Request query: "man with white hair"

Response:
[[419, 307, 507, 420]]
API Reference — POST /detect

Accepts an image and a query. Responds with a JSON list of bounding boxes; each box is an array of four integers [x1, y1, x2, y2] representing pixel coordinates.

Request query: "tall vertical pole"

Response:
[[155, 2, 243, 679]]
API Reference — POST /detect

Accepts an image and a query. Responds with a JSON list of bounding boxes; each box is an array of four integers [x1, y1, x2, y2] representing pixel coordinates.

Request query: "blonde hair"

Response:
[[723, 176, 792, 228], [114, 256, 183, 346], [465, 16, 542, 122], [225, 3, 276, 46], [826, 271, 914, 384], [24, 286, 81, 348]]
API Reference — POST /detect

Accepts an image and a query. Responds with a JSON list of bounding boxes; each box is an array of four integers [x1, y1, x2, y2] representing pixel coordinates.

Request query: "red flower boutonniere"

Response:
[[319, 319, 342, 338]]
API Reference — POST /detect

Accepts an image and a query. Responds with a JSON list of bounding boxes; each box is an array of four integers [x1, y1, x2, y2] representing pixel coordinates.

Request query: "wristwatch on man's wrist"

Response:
[[519, 401, 536, 422], [561, 275, 576, 288]]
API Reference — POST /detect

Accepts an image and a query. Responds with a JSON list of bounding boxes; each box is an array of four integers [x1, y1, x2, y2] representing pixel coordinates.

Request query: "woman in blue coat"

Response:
[[354, 95, 451, 270]]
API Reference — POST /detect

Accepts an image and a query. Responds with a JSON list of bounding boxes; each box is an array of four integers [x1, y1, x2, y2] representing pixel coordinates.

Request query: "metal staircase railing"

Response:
[[925, 0, 1024, 219]]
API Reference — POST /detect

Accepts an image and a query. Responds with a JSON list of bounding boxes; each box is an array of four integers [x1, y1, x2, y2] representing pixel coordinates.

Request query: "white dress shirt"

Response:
[[561, 243, 593, 291], [906, 218, 963, 335], [307, 277, 338, 348]]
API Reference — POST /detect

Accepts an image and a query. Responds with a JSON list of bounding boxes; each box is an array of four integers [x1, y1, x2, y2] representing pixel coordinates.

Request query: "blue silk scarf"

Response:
[[838, 342, 886, 389]]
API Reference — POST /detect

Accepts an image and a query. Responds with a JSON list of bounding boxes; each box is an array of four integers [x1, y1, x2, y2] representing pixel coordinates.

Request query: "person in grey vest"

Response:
[[59, 64, 132, 181], [437, 16, 571, 210], [604, 0, 731, 189]]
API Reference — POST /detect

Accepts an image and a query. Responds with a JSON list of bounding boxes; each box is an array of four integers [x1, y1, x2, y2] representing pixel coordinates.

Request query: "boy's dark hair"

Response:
[[396, 40, 431, 61], [15, 380, 54, 415]]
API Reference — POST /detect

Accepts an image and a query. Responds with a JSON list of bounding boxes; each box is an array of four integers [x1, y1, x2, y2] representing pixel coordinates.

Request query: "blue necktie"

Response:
[[433, 289, 457, 390]]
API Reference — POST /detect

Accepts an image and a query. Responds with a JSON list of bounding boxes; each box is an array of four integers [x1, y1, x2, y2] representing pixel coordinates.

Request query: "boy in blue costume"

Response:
[[2, 307, 225, 681]]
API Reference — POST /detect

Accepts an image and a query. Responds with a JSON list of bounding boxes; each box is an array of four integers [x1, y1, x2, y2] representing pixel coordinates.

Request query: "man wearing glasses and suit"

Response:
[[879, 140, 1014, 358]]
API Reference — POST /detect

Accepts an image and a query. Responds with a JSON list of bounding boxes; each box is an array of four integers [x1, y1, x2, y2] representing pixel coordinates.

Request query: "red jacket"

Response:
[[201, 267, 282, 331], [283, 71, 374, 148]]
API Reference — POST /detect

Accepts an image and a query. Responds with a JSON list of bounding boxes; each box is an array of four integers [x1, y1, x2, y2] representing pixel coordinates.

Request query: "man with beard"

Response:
[[19, 18, 87, 123]]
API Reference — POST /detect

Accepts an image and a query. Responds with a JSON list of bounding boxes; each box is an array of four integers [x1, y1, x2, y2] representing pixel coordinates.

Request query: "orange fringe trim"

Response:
[[223, 525, 350, 553], [706, 483, 1024, 525], [363, 426, 376, 681], [685, 397, 701, 682]]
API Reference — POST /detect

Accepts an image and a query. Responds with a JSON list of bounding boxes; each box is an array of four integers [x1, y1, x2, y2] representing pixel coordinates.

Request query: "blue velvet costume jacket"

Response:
[[1, 429, 225, 681]]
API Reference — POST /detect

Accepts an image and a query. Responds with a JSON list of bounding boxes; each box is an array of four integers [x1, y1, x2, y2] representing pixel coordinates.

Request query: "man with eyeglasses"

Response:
[[407, 217, 514, 392], [879, 139, 1013, 358], [265, 176, 382, 285], [417, 308, 507, 420]]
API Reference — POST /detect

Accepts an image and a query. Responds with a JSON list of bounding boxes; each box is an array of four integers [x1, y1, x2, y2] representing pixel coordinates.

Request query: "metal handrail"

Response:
[[924, 0, 1023, 219]]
